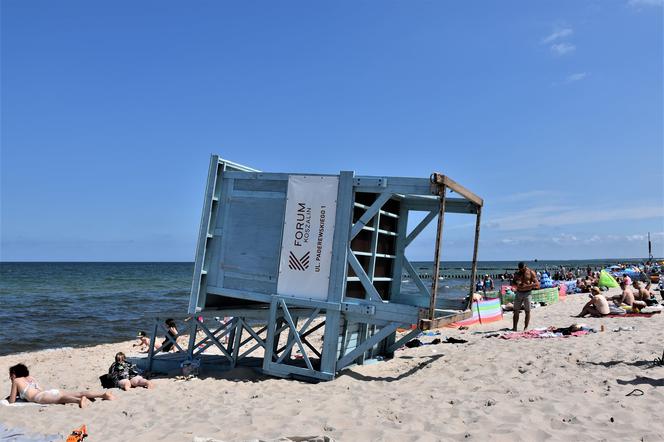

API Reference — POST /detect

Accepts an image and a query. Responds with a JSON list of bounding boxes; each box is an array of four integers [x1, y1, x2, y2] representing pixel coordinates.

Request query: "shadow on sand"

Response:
[[578, 360, 654, 369], [339, 353, 445, 382], [616, 376, 664, 387]]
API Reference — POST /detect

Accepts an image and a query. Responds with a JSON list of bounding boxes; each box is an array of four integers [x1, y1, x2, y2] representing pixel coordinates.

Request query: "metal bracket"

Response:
[[353, 177, 388, 188], [341, 302, 376, 316]]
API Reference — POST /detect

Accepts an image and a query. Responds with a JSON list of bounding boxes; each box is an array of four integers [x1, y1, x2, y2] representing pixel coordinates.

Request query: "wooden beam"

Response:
[[419, 310, 472, 330], [386, 328, 421, 353], [431, 173, 483, 207], [349, 191, 393, 240], [402, 258, 430, 297], [196, 319, 234, 362], [467, 206, 482, 308], [429, 185, 447, 321], [337, 323, 399, 369], [278, 299, 314, 371], [347, 249, 383, 302], [276, 309, 319, 359], [405, 210, 438, 247]]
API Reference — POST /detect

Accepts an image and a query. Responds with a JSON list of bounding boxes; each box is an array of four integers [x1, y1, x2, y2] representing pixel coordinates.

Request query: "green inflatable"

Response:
[[598, 269, 619, 288]]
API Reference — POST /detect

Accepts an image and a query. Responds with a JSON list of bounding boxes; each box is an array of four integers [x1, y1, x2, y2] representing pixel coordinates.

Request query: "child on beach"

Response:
[[133, 331, 151, 352], [108, 352, 154, 390], [7, 363, 114, 408]]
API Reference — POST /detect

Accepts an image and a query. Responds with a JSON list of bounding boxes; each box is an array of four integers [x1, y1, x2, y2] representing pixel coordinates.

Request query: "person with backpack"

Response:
[[108, 352, 154, 390]]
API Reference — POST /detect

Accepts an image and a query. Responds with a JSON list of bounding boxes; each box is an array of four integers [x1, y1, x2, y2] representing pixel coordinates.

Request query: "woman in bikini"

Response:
[[7, 363, 114, 408]]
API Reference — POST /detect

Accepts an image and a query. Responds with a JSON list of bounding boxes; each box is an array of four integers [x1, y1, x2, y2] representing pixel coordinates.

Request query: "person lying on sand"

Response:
[[550, 323, 594, 335], [576, 287, 610, 318], [108, 352, 154, 390], [7, 363, 114, 408]]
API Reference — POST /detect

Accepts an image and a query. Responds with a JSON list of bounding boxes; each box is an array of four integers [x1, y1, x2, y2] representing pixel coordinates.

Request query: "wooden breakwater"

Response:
[[404, 272, 506, 280]]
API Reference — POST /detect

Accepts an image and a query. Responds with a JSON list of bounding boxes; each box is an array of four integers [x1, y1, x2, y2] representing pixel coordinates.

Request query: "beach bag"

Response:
[[180, 358, 201, 377], [99, 374, 115, 389], [66, 425, 87, 442]]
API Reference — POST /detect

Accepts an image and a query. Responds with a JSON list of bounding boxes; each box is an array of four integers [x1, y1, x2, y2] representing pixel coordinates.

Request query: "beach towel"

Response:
[[500, 329, 589, 340], [0, 399, 44, 407], [0, 423, 61, 442], [605, 312, 658, 318]]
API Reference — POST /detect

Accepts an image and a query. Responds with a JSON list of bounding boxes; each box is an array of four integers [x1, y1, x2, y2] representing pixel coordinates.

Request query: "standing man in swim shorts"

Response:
[[512, 262, 540, 331]]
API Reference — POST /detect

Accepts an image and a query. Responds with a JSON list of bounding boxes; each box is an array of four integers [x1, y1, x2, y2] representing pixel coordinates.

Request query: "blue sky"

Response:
[[1, 0, 662, 262]]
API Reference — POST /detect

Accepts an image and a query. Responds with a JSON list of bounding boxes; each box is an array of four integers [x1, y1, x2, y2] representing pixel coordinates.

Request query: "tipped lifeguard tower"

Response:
[[149, 155, 483, 381]]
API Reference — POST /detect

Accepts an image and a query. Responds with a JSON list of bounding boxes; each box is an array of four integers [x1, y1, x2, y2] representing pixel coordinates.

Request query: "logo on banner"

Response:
[[288, 251, 310, 271], [277, 175, 338, 300]]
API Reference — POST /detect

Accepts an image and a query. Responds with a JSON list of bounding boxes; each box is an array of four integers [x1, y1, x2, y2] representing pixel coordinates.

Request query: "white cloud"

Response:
[[542, 26, 576, 56], [542, 28, 574, 44], [551, 43, 576, 56], [552, 233, 578, 244], [494, 190, 558, 203], [492, 232, 661, 247], [628, 0, 663, 7], [486, 203, 664, 231], [565, 72, 588, 83]]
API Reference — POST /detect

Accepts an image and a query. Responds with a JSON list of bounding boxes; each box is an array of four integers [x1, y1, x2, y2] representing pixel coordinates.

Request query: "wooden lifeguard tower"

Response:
[[147, 155, 483, 381]]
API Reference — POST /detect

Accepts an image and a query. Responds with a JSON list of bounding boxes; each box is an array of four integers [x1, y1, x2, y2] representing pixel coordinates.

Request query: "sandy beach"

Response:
[[2, 289, 662, 442]]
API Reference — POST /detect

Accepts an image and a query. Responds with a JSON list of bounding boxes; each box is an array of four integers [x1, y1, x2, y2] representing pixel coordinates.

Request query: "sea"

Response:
[[0, 259, 651, 356]]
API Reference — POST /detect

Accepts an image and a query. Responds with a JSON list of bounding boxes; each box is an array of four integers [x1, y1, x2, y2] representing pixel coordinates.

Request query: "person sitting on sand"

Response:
[[612, 281, 646, 311], [576, 287, 610, 318], [133, 331, 151, 353], [160, 318, 179, 353], [630, 282, 648, 310], [7, 363, 114, 408], [108, 352, 154, 390], [635, 281, 658, 306]]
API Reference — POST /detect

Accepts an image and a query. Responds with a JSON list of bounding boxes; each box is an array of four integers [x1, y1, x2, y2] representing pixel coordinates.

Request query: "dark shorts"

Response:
[[514, 291, 532, 312]]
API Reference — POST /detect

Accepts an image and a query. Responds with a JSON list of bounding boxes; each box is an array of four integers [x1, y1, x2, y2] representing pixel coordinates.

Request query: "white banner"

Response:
[[277, 175, 339, 300]]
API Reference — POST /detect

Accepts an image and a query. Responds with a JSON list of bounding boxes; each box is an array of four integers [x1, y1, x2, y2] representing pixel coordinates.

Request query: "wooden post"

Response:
[[467, 205, 482, 309], [187, 316, 198, 362], [429, 183, 447, 321], [147, 318, 159, 373]]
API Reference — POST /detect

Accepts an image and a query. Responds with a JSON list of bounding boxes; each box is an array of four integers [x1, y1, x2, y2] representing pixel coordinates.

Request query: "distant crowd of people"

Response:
[[478, 262, 663, 331], [576, 278, 661, 318]]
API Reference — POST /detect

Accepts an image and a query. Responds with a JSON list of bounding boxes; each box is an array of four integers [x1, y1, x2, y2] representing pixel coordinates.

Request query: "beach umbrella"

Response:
[[598, 269, 619, 288]]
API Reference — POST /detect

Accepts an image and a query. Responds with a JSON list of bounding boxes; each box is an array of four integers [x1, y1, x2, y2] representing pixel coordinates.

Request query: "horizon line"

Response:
[[1, 257, 660, 264]]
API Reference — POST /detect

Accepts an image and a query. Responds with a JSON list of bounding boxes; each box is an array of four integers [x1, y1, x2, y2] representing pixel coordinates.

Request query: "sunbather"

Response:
[[613, 281, 647, 311], [635, 282, 658, 306], [7, 363, 114, 408], [576, 288, 610, 317]]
